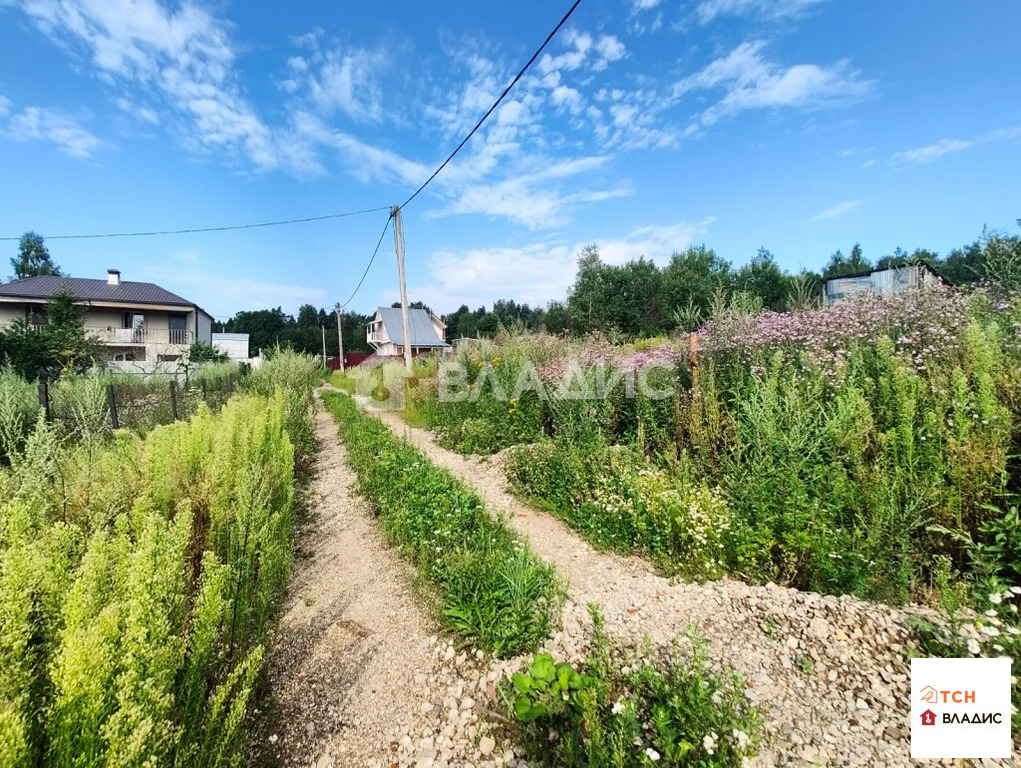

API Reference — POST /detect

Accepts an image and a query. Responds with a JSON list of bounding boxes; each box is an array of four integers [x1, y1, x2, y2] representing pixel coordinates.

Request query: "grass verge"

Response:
[[321, 390, 562, 657]]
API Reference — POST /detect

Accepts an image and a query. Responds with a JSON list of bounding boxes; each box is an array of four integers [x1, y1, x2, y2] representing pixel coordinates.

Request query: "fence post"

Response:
[[106, 384, 119, 430], [169, 380, 179, 421], [201, 380, 207, 403], [38, 379, 50, 422], [227, 375, 234, 396]]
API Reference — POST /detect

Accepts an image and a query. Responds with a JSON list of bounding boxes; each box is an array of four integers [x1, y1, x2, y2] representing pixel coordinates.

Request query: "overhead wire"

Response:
[[338, 210, 394, 309], [398, 0, 584, 210], [0, 205, 391, 241], [0, 0, 586, 315]]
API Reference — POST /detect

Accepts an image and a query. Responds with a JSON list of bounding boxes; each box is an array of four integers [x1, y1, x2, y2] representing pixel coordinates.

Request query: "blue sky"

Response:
[[0, 0, 1018, 320]]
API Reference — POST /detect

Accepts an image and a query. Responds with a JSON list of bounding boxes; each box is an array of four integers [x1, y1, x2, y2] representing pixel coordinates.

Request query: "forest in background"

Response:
[[216, 221, 1020, 355]]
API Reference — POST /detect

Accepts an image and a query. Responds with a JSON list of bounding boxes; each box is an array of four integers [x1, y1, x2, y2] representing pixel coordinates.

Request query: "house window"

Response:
[[27, 305, 47, 325], [122, 312, 144, 329], [112, 352, 136, 362]]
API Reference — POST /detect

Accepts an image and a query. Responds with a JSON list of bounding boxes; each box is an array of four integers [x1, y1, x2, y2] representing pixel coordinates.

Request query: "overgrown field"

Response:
[[411, 286, 1021, 662], [322, 390, 560, 657], [0, 351, 320, 767]]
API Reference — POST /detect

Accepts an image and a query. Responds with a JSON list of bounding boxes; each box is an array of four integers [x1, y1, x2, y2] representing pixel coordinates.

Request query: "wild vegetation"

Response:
[[503, 607, 761, 767], [0, 351, 318, 767], [322, 390, 561, 657], [410, 281, 1021, 607]]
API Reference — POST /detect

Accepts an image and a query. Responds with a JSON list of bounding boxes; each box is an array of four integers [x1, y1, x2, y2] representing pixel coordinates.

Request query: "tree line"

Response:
[[6, 221, 1018, 363], [442, 222, 1020, 339]]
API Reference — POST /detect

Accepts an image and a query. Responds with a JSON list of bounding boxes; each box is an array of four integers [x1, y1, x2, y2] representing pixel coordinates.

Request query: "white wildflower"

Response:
[[989, 592, 1003, 605], [703, 732, 718, 755], [967, 638, 981, 655], [732, 728, 750, 748], [612, 700, 625, 715], [645, 747, 660, 762]]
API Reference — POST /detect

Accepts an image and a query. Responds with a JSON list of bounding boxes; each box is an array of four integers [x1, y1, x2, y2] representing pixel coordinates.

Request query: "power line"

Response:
[[0, 205, 391, 241], [399, 0, 584, 210], [338, 211, 394, 309]]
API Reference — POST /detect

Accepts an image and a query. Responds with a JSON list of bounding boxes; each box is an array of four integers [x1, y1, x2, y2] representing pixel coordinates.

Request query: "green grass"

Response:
[[326, 370, 356, 394], [322, 390, 561, 656]]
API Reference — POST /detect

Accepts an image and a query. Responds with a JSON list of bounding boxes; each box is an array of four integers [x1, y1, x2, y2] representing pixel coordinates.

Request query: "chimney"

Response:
[[107, 269, 121, 286]]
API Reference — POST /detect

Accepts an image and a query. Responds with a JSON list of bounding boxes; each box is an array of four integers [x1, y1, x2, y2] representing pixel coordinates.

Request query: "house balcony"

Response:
[[86, 326, 194, 346], [367, 330, 387, 345]]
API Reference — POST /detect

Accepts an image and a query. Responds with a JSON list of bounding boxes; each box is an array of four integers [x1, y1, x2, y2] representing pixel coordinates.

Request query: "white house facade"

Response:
[[366, 306, 449, 357], [0, 270, 214, 368]]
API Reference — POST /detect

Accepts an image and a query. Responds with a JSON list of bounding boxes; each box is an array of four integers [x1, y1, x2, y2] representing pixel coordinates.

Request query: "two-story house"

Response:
[[366, 306, 449, 357], [0, 269, 213, 366]]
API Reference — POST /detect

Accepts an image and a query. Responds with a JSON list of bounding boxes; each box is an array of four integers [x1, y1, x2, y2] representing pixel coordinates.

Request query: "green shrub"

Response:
[[503, 607, 761, 767], [245, 350, 319, 463], [0, 367, 40, 462], [322, 390, 561, 656], [0, 378, 308, 767]]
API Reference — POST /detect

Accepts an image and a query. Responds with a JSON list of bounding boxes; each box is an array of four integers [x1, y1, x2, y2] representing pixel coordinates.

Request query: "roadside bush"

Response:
[[0, 367, 40, 462], [245, 349, 319, 462], [0, 382, 305, 767], [322, 390, 561, 656], [503, 607, 761, 767]]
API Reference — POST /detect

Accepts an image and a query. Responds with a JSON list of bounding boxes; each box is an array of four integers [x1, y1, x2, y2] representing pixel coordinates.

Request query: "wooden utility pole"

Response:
[[392, 204, 413, 372], [335, 303, 345, 373], [321, 325, 327, 368]]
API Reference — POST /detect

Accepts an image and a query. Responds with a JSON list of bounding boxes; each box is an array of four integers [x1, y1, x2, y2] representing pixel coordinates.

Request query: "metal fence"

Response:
[[38, 374, 241, 433]]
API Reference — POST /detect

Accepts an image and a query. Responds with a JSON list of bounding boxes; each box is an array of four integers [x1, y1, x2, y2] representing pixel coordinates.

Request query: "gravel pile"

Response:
[[367, 406, 1018, 767]]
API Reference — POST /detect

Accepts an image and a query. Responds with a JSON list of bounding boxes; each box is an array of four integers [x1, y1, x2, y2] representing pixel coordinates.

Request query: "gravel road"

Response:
[[364, 402, 1017, 768]]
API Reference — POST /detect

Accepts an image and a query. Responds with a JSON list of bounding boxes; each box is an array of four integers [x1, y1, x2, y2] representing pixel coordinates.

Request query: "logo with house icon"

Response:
[[921, 709, 937, 726], [920, 685, 938, 704]]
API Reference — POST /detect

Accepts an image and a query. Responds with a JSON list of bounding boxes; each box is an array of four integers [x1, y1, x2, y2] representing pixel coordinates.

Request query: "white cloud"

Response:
[[593, 35, 626, 71], [674, 41, 871, 126], [291, 111, 427, 186], [633, 0, 662, 8], [439, 155, 628, 229], [4, 105, 102, 158], [0, 95, 10, 117], [302, 43, 388, 123], [539, 29, 625, 76], [115, 97, 159, 124], [410, 218, 715, 313], [550, 85, 583, 114], [809, 200, 862, 221], [695, 0, 828, 24], [11, 0, 306, 173], [889, 137, 972, 166]]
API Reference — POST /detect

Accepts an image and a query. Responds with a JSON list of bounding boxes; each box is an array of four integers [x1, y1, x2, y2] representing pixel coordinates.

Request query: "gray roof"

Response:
[[374, 307, 449, 347], [0, 275, 208, 314]]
